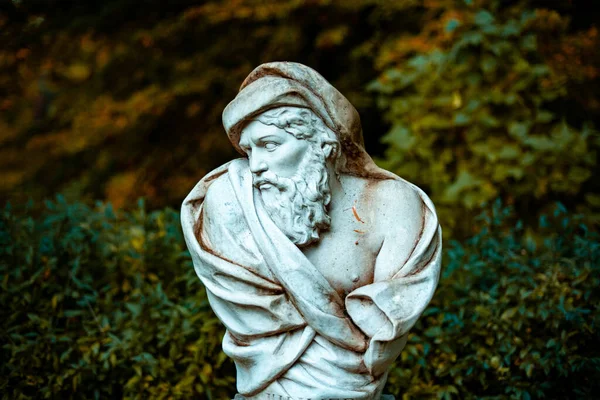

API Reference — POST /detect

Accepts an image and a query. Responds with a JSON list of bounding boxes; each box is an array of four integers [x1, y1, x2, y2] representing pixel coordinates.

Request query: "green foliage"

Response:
[[1, 1, 599, 396], [1, 1, 597, 238], [370, 0, 600, 236], [0, 197, 233, 399], [0, 0, 392, 208], [388, 201, 600, 399], [2, 199, 598, 398]]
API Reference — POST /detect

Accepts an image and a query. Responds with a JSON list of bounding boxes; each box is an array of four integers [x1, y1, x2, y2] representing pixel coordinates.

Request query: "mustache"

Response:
[[252, 171, 292, 190]]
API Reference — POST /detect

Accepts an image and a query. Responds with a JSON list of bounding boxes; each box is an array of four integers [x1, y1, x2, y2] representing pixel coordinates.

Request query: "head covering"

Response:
[[222, 62, 392, 179]]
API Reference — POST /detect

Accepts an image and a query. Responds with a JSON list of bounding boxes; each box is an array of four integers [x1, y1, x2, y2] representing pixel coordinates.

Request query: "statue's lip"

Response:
[[257, 182, 274, 189]]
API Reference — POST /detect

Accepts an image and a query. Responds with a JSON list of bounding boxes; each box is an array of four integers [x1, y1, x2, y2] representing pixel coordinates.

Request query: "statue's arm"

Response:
[[345, 180, 442, 375], [195, 174, 307, 336], [373, 182, 425, 282], [190, 173, 316, 394], [346, 181, 425, 336]]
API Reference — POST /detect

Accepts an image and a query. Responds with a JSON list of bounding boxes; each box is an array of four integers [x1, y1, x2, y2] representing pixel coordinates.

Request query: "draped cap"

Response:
[[222, 62, 392, 179]]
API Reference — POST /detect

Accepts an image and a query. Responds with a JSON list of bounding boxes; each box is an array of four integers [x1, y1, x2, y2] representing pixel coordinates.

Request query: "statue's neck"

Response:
[[327, 165, 345, 212]]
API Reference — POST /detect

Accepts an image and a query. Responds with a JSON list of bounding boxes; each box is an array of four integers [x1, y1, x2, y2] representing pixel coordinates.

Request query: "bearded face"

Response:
[[238, 107, 340, 247], [253, 141, 331, 247]]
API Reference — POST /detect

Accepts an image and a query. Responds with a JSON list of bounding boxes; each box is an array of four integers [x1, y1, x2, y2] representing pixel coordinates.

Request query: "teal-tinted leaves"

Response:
[[446, 19, 461, 33], [6, 198, 597, 399], [474, 11, 495, 28], [0, 199, 234, 399], [383, 124, 416, 151], [387, 202, 600, 399], [371, 0, 599, 237]]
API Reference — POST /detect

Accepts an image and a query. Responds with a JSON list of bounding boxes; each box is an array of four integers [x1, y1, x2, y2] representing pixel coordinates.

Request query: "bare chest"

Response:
[[299, 174, 389, 298], [301, 214, 381, 298]]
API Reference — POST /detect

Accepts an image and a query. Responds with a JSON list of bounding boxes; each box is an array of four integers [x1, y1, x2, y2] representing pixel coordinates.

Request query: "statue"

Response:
[[181, 62, 442, 399]]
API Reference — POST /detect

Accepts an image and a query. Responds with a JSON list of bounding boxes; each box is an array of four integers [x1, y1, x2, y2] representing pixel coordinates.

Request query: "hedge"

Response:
[[1, 197, 598, 399], [2, 0, 598, 239], [370, 1, 600, 236]]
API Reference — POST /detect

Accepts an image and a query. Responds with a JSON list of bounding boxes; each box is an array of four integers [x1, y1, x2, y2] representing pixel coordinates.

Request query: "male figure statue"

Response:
[[181, 62, 441, 399]]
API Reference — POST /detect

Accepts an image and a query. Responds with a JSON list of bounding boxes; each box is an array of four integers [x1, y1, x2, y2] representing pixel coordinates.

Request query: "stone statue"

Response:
[[181, 62, 442, 399]]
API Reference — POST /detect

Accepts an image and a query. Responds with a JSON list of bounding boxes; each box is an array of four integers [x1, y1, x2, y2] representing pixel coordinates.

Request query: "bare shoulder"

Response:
[[367, 178, 426, 280], [371, 178, 424, 239]]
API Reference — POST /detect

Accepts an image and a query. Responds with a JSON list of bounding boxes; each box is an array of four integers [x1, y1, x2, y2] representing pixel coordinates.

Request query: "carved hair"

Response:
[[254, 107, 343, 169]]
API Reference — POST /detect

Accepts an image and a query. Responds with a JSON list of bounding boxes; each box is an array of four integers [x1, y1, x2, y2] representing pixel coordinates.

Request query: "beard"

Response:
[[253, 146, 331, 247]]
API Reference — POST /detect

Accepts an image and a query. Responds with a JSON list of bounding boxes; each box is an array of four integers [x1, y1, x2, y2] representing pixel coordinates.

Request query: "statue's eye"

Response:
[[264, 142, 279, 151]]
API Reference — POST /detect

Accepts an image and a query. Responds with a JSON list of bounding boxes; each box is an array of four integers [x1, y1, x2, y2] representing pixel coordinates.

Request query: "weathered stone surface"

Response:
[[181, 62, 442, 399]]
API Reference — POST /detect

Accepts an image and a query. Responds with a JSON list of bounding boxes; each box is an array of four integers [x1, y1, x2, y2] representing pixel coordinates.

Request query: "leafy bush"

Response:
[[388, 201, 600, 399], [0, 0, 394, 208], [1, 0, 598, 234], [1, 197, 233, 399], [1, 198, 598, 399], [370, 0, 600, 236]]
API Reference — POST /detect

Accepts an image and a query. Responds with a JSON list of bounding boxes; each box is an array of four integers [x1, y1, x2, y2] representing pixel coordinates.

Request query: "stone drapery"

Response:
[[181, 159, 441, 398]]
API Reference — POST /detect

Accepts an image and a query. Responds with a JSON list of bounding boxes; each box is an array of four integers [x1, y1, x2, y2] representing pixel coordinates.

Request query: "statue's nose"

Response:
[[249, 157, 268, 174]]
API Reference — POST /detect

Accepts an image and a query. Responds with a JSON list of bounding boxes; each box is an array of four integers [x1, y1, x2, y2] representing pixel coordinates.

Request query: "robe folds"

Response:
[[181, 159, 442, 399]]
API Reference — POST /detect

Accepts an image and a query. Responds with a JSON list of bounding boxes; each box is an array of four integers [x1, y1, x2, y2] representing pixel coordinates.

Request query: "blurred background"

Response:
[[2, 0, 599, 235], [1, 0, 599, 399]]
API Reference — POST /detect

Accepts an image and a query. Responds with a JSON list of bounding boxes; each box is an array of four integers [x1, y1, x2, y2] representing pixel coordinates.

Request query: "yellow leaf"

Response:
[[64, 63, 91, 82]]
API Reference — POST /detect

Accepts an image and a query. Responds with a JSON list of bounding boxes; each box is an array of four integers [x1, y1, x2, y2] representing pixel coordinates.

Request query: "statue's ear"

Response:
[[321, 142, 334, 160]]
